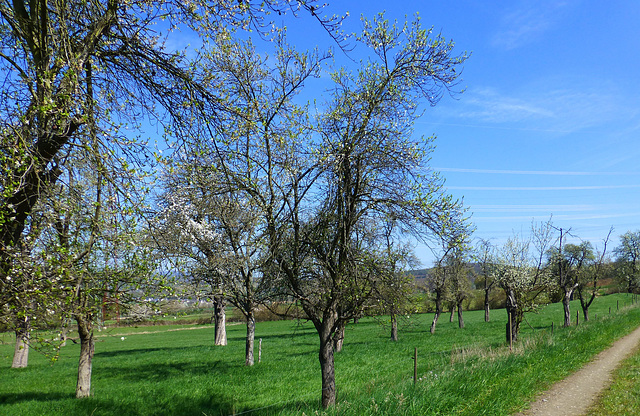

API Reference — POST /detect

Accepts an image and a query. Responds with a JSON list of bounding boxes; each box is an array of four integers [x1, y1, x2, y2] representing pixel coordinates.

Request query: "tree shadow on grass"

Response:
[[71, 394, 322, 416], [95, 342, 234, 358], [225, 398, 322, 416], [76, 394, 235, 416], [95, 346, 181, 358], [0, 388, 325, 415], [0, 392, 73, 405], [226, 329, 317, 344], [97, 359, 235, 383]]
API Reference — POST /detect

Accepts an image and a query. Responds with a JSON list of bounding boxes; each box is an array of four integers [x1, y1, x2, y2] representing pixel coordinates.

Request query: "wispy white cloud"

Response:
[[471, 204, 604, 213], [447, 185, 640, 191], [442, 83, 639, 134], [434, 167, 637, 176], [454, 87, 552, 123], [491, 1, 576, 50], [472, 212, 640, 223]]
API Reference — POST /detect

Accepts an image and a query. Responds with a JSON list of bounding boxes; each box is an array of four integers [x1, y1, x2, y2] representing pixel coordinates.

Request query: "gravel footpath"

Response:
[[515, 324, 640, 416]]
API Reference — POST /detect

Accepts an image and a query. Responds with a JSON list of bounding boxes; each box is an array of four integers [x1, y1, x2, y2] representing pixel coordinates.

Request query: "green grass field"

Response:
[[1, 293, 639, 416]]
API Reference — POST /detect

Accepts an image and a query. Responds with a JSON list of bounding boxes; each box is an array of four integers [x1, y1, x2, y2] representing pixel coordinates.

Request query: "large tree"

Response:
[[474, 238, 497, 322], [493, 220, 554, 343], [576, 230, 613, 321], [152, 165, 230, 347], [428, 230, 469, 334], [376, 217, 419, 342], [180, 14, 469, 409], [548, 237, 595, 327], [64, 190, 154, 398], [614, 230, 640, 293], [9, 151, 156, 397], [271, 15, 469, 408], [154, 160, 279, 365]]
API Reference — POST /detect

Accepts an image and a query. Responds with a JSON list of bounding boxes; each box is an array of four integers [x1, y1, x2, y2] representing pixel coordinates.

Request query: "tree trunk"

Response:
[[582, 306, 589, 322], [75, 315, 95, 398], [484, 289, 490, 322], [245, 311, 255, 366], [213, 295, 227, 346], [579, 289, 596, 323], [333, 321, 345, 353], [562, 291, 572, 327], [59, 316, 72, 347], [562, 285, 578, 327], [319, 331, 336, 409], [430, 296, 442, 334], [505, 288, 521, 343], [60, 323, 68, 347], [11, 317, 30, 368], [457, 302, 464, 329], [390, 314, 398, 341], [449, 305, 455, 322], [505, 311, 517, 344]]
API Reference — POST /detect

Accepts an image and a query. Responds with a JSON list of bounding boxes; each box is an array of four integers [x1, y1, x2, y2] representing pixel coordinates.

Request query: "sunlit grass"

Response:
[[1, 293, 639, 416]]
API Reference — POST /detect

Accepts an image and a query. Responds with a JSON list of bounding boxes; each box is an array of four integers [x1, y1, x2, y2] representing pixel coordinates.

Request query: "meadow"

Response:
[[1, 293, 639, 416]]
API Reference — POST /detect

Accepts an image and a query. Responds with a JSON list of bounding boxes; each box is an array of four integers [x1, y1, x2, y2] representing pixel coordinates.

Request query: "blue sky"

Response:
[[164, 1, 639, 266], [280, 0, 639, 265]]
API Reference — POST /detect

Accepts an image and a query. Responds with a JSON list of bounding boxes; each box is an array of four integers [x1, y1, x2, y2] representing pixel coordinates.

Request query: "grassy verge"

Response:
[[1, 293, 639, 416], [587, 346, 640, 416]]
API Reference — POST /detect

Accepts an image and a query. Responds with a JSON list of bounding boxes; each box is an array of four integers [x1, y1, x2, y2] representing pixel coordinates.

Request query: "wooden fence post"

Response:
[[259, 338, 262, 363], [508, 312, 513, 352], [413, 347, 418, 385]]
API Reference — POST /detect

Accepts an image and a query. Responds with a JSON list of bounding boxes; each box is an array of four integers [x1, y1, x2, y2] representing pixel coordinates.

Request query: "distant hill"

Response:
[[408, 268, 430, 280], [408, 263, 483, 286]]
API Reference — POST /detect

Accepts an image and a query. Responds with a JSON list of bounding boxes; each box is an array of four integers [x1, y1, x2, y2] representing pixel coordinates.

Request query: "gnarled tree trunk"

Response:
[[333, 321, 345, 353], [319, 328, 336, 409], [75, 315, 95, 398], [562, 284, 578, 327], [11, 317, 30, 368], [245, 311, 255, 366], [390, 314, 398, 341], [213, 295, 227, 346], [457, 302, 464, 329], [505, 288, 522, 343], [579, 292, 595, 322], [562, 293, 572, 327], [484, 289, 491, 322], [430, 294, 442, 334]]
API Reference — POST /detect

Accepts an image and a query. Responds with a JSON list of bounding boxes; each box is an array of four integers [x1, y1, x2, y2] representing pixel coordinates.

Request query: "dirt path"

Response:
[[516, 324, 640, 416]]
